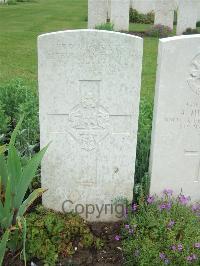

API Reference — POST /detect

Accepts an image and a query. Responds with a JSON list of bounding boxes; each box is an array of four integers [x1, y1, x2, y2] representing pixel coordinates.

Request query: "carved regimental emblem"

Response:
[[68, 81, 110, 151], [188, 54, 200, 96]]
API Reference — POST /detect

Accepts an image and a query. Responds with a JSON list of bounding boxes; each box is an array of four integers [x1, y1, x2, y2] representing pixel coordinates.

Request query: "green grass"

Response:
[[0, 0, 88, 85], [129, 23, 152, 32], [0, 0, 158, 183], [0, 0, 157, 92]]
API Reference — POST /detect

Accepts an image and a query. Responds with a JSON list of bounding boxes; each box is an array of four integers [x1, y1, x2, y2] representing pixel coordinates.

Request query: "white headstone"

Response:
[[150, 35, 200, 202], [111, 0, 130, 31], [38, 30, 143, 221], [88, 0, 108, 29], [176, 0, 198, 35], [154, 0, 175, 29]]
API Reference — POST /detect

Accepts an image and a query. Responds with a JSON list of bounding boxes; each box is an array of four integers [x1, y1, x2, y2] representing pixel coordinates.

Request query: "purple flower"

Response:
[[132, 203, 138, 211], [167, 220, 175, 228], [124, 208, 128, 218], [159, 202, 171, 211], [187, 254, 197, 262], [159, 253, 166, 260], [192, 254, 197, 260], [147, 195, 155, 204], [187, 256, 193, 262], [163, 189, 173, 196], [129, 229, 134, 234], [171, 245, 176, 251], [192, 204, 200, 212], [178, 195, 190, 205], [115, 235, 120, 241], [178, 244, 183, 251], [194, 242, 200, 249], [125, 224, 130, 229]]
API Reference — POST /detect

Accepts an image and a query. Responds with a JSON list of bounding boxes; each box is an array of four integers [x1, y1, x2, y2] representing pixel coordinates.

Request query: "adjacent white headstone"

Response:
[[111, 0, 130, 31], [150, 35, 200, 202], [88, 0, 108, 29], [154, 0, 175, 29], [176, 0, 198, 35], [38, 30, 143, 221]]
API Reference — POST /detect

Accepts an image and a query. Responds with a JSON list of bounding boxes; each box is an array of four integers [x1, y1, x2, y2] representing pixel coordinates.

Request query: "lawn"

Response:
[[0, 0, 158, 99]]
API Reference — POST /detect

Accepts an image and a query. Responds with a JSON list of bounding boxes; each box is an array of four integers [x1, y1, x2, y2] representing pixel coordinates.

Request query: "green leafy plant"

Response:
[[183, 28, 199, 35], [0, 230, 10, 266], [0, 118, 47, 265], [146, 24, 173, 38], [129, 8, 154, 24], [196, 21, 200, 28], [0, 79, 39, 157], [121, 191, 200, 265], [95, 23, 114, 31], [134, 98, 153, 199], [20, 206, 104, 265]]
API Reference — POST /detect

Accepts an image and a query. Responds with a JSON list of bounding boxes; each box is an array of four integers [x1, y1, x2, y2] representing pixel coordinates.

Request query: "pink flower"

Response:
[[115, 235, 120, 241], [177, 244, 183, 251], [132, 203, 138, 211], [178, 195, 190, 205], [159, 202, 171, 211], [125, 224, 130, 229], [194, 243, 200, 249], [192, 204, 200, 212], [163, 189, 173, 196], [171, 245, 176, 251], [159, 253, 166, 260], [187, 255, 193, 262], [147, 195, 155, 204], [167, 220, 175, 228]]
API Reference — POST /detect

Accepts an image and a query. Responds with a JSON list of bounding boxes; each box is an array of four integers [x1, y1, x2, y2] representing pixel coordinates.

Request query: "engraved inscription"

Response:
[[164, 101, 200, 129], [68, 80, 109, 151], [188, 54, 200, 96]]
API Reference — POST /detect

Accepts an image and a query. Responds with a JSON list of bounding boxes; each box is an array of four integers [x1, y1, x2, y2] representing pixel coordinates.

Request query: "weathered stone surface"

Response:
[[38, 30, 143, 221], [176, 0, 198, 35], [150, 35, 200, 202], [110, 0, 130, 31], [154, 0, 175, 29], [88, 0, 108, 29]]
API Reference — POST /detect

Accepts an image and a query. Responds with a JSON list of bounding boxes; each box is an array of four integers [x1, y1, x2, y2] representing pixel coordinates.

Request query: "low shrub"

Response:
[[129, 8, 154, 24], [196, 21, 200, 28], [0, 120, 47, 265], [146, 24, 173, 38], [95, 23, 114, 31], [0, 79, 39, 157], [17, 206, 103, 265], [134, 98, 153, 198], [183, 28, 199, 35], [121, 190, 200, 265]]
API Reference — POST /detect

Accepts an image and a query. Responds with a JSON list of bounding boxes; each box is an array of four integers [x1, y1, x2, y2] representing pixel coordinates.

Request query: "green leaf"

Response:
[[0, 230, 9, 266], [9, 116, 24, 147], [14, 145, 48, 208], [0, 154, 8, 188], [2, 177, 14, 229], [0, 176, 5, 223], [0, 145, 7, 155], [17, 188, 46, 217], [7, 145, 22, 195]]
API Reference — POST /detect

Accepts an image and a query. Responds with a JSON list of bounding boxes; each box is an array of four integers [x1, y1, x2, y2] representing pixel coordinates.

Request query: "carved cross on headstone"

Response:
[[48, 80, 132, 185], [184, 137, 200, 183]]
